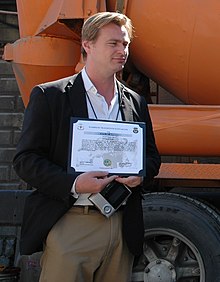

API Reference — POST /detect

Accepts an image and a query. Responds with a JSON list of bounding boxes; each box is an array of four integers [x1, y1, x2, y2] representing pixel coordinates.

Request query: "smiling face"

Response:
[[82, 23, 131, 77]]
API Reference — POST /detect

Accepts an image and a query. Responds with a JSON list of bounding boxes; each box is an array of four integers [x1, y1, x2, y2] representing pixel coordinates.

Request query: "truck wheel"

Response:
[[132, 192, 220, 282]]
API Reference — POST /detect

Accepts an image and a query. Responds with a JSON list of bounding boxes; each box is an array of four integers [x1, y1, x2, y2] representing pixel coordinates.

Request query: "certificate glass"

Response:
[[68, 118, 146, 176]]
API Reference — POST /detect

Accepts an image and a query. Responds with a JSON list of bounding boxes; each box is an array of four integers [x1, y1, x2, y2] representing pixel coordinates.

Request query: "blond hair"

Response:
[[81, 12, 133, 58]]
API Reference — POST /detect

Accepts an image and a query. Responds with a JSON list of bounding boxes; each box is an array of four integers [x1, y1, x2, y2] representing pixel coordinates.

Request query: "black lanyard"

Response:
[[85, 89, 121, 121]]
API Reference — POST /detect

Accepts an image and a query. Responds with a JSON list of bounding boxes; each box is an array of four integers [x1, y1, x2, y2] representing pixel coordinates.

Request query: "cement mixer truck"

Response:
[[3, 0, 220, 281]]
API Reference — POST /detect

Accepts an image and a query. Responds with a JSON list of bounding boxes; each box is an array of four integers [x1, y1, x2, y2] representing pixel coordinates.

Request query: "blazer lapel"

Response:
[[66, 73, 88, 118], [117, 82, 134, 122]]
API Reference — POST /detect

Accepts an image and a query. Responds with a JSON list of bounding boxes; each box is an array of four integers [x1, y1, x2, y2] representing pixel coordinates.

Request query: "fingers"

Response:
[[115, 176, 143, 188], [88, 171, 109, 178], [75, 171, 118, 194], [102, 174, 118, 186], [75, 172, 142, 194]]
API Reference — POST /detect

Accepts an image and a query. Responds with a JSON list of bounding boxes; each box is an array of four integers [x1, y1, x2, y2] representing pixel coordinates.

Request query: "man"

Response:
[[13, 12, 161, 282]]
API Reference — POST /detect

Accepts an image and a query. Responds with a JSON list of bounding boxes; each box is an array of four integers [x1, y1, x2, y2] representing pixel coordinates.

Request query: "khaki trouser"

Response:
[[39, 206, 134, 282]]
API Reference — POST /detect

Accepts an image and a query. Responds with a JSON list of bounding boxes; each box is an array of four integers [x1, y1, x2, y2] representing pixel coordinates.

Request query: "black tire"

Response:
[[132, 192, 220, 282]]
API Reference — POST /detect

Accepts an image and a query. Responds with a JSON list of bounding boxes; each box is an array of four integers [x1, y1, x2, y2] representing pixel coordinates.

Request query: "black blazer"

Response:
[[13, 73, 161, 256]]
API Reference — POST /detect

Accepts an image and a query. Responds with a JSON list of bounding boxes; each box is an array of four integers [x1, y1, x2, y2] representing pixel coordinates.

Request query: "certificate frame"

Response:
[[67, 118, 146, 176]]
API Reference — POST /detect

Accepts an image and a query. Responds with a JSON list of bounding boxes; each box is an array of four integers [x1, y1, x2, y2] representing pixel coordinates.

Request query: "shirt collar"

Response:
[[81, 67, 118, 97], [81, 67, 96, 93]]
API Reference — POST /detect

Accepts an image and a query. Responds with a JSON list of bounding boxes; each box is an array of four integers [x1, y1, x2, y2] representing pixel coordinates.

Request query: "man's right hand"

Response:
[[75, 171, 118, 194]]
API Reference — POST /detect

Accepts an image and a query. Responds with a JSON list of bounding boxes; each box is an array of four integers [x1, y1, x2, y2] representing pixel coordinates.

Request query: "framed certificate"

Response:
[[68, 118, 146, 176]]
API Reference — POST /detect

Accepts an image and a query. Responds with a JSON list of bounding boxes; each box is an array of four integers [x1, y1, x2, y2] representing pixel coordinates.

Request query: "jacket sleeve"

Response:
[[130, 92, 161, 184], [13, 86, 76, 202], [144, 103, 161, 183]]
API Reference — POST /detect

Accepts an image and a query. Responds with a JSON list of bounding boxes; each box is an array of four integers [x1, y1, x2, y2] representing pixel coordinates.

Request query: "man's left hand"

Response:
[[115, 176, 143, 188]]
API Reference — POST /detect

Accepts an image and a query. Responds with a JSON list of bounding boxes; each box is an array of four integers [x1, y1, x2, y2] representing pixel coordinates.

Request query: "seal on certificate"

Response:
[[103, 159, 112, 167]]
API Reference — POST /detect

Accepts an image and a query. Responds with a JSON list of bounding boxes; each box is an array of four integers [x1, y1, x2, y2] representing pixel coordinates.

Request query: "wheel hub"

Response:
[[144, 259, 176, 282]]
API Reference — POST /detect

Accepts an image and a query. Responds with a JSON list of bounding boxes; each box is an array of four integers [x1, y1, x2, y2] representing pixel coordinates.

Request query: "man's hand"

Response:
[[75, 171, 118, 194], [115, 176, 143, 188]]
